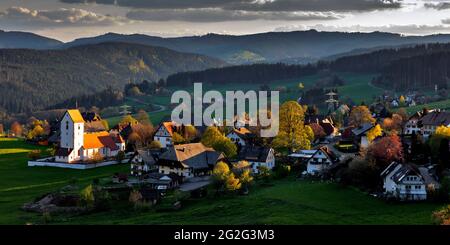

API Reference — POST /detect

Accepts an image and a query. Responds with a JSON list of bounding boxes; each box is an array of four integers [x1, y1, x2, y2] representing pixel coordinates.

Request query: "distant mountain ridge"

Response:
[[60, 30, 450, 64], [0, 42, 226, 114], [0, 30, 63, 49]]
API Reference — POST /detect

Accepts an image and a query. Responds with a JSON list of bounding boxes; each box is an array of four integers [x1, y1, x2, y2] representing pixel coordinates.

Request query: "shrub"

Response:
[[28, 150, 41, 160], [432, 205, 450, 225], [91, 152, 104, 163], [116, 151, 125, 163], [274, 164, 291, 179]]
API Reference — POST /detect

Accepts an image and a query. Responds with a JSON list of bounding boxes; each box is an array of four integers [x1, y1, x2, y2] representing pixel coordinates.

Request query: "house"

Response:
[[155, 143, 225, 179], [226, 127, 256, 147], [237, 146, 275, 174], [391, 99, 399, 107], [304, 115, 338, 137], [153, 121, 175, 148], [54, 109, 125, 163], [130, 149, 157, 177], [403, 110, 430, 135], [351, 123, 375, 148], [419, 110, 450, 138], [381, 162, 430, 201], [305, 146, 338, 175]]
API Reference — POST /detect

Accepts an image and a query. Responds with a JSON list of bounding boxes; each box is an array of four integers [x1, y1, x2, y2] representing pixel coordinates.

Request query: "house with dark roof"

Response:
[[237, 146, 275, 174], [403, 110, 430, 135], [380, 162, 434, 201], [304, 146, 338, 175], [130, 149, 158, 177], [155, 143, 226, 179], [304, 115, 338, 137], [226, 127, 256, 147], [418, 110, 450, 138], [351, 122, 375, 148]]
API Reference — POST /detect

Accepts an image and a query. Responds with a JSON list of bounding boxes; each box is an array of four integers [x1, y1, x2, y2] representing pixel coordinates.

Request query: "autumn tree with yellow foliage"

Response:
[[366, 124, 383, 142], [349, 106, 375, 127], [272, 101, 311, 152]]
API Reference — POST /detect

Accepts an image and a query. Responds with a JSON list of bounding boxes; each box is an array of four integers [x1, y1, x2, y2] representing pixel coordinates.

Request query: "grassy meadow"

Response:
[[0, 137, 443, 225]]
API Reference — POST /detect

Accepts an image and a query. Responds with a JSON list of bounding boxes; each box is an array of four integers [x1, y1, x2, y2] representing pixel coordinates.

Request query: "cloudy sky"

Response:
[[2, 0, 450, 41]]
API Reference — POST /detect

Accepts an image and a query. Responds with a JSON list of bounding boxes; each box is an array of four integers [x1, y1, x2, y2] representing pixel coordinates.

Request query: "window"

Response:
[[406, 185, 411, 190], [66, 121, 69, 130]]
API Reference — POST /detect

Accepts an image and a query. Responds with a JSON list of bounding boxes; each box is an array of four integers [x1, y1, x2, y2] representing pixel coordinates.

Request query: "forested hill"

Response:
[[0, 30, 62, 49], [0, 42, 226, 113], [62, 30, 450, 64], [328, 43, 450, 90], [166, 43, 450, 91]]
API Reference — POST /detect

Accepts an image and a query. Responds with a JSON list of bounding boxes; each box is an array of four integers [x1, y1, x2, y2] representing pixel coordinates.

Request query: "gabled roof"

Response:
[[238, 146, 273, 163], [67, 109, 84, 123], [158, 143, 224, 169], [309, 146, 338, 162], [134, 149, 156, 165], [162, 122, 174, 136], [391, 164, 424, 184], [419, 111, 450, 126], [380, 161, 401, 178], [83, 131, 118, 150], [351, 123, 374, 136]]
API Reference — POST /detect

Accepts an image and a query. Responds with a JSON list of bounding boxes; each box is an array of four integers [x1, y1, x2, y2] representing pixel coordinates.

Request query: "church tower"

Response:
[[60, 110, 85, 156]]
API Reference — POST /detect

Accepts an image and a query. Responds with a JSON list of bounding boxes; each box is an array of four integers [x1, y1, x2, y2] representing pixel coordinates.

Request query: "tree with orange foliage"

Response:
[[382, 114, 403, 134], [10, 121, 22, 137], [349, 106, 375, 127], [367, 134, 403, 167]]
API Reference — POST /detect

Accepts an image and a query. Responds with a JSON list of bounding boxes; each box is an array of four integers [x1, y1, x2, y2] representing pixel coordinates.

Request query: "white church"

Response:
[[55, 109, 125, 163]]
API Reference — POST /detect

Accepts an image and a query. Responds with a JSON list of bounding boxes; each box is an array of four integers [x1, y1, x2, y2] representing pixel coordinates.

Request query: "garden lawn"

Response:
[[0, 138, 129, 224], [51, 178, 441, 225], [0, 138, 441, 225]]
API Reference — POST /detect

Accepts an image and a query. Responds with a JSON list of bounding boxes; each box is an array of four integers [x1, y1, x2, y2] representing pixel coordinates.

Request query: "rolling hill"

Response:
[[0, 42, 226, 114], [0, 30, 63, 49], [62, 30, 450, 64]]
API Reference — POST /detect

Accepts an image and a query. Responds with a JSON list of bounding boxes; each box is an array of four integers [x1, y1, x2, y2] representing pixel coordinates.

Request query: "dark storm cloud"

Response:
[[60, 0, 402, 12], [424, 2, 450, 10], [126, 9, 344, 22], [0, 6, 130, 28]]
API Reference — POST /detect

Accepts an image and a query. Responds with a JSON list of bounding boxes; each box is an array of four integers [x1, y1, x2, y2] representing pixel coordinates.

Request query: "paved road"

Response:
[[126, 97, 168, 114]]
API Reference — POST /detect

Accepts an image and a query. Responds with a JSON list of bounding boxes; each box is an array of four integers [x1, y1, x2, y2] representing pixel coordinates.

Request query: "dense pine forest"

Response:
[[167, 43, 450, 90], [0, 42, 225, 114]]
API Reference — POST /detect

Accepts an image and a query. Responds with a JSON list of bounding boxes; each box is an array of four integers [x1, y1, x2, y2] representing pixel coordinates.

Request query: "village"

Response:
[[0, 86, 447, 225]]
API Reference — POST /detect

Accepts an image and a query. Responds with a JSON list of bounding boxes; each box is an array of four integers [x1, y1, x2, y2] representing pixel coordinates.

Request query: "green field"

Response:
[[0, 138, 129, 224], [0, 138, 442, 225], [105, 72, 381, 127], [400, 99, 450, 115]]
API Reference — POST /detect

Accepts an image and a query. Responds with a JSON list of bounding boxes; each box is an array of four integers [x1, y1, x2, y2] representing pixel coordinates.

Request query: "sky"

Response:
[[2, 0, 450, 41]]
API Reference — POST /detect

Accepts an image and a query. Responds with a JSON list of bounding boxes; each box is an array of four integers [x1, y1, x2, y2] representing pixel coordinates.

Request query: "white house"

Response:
[[226, 127, 255, 147], [155, 143, 225, 180], [305, 147, 338, 175], [351, 123, 375, 148], [403, 110, 427, 135], [153, 122, 175, 148], [380, 162, 427, 201], [419, 110, 450, 138], [130, 149, 157, 177], [55, 109, 125, 163], [237, 146, 275, 174]]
